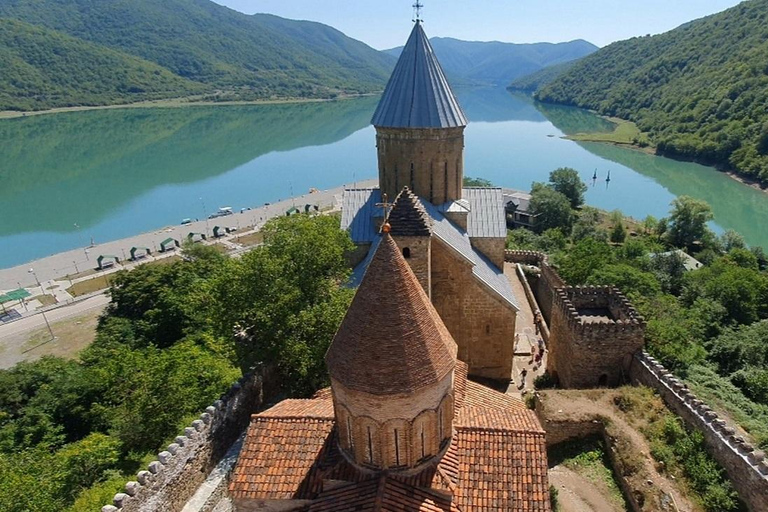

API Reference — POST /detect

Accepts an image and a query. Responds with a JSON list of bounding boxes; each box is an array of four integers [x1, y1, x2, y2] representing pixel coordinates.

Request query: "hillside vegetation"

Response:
[[0, 19, 203, 111], [537, 0, 768, 185], [385, 38, 596, 86], [0, 0, 395, 111], [508, 60, 581, 92]]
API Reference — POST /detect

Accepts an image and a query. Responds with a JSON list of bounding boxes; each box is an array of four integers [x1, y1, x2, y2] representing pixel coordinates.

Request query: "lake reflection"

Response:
[[0, 88, 766, 267]]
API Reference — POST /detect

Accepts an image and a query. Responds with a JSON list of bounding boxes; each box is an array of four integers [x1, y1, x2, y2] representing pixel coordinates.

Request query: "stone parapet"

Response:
[[630, 352, 768, 511], [101, 366, 273, 512], [552, 286, 645, 337]]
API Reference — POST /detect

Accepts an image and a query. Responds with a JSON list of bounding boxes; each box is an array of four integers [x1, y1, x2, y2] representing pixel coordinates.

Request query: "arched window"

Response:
[[403, 247, 411, 259]]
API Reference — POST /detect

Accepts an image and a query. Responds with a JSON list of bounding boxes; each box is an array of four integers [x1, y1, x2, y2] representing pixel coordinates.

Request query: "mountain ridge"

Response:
[[0, 0, 396, 111], [536, 0, 768, 185], [384, 37, 597, 86]]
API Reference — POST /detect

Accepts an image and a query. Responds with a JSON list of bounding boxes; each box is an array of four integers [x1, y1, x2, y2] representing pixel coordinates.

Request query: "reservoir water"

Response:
[[1, 87, 767, 269]]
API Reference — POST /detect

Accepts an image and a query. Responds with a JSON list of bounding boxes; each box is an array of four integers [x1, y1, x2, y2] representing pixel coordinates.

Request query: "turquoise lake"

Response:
[[1, 87, 767, 268]]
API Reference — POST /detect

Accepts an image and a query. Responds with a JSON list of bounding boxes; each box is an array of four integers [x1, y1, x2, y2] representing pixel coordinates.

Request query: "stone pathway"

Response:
[[505, 262, 548, 394]]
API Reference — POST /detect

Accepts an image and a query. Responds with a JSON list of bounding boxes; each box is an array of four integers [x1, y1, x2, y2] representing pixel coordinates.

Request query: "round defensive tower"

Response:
[[372, 21, 468, 206], [325, 234, 458, 472]]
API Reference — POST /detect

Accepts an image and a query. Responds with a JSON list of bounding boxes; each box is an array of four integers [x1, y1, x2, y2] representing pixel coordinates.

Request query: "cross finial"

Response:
[[375, 193, 395, 233], [413, 1, 424, 23]]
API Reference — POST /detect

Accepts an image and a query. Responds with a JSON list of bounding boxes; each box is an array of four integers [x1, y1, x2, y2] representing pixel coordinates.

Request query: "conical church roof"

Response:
[[372, 22, 468, 129], [326, 234, 457, 395]]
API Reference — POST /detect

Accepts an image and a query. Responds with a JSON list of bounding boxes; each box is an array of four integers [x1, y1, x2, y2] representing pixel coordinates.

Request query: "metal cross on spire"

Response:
[[413, 1, 424, 23], [375, 193, 394, 233]]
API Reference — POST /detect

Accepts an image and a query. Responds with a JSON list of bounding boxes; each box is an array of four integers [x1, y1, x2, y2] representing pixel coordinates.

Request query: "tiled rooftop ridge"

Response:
[[389, 186, 433, 236]]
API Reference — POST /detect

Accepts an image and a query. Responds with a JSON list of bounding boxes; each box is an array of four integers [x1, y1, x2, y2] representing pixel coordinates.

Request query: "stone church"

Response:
[[341, 20, 519, 382], [229, 233, 549, 511]]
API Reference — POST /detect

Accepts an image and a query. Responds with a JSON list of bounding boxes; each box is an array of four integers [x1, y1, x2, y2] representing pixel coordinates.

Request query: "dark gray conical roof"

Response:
[[372, 22, 468, 129]]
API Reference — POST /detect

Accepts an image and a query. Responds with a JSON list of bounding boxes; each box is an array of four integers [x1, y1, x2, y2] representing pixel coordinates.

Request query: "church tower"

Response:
[[372, 20, 468, 205], [325, 233, 457, 472]]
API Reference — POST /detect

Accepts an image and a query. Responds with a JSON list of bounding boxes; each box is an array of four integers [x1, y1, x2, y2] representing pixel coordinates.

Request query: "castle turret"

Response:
[[372, 21, 468, 205], [325, 234, 457, 472]]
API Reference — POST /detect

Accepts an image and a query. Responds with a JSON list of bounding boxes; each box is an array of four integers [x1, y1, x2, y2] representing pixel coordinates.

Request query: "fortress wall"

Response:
[[630, 352, 768, 511], [504, 250, 564, 324], [101, 366, 275, 512]]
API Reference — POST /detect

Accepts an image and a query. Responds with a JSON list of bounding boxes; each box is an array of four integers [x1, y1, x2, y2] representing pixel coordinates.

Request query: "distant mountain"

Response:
[[0, 0, 396, 111], [536, 0, 768, 185], [385, 38, 597, 86], [507, 60, 582, 92]]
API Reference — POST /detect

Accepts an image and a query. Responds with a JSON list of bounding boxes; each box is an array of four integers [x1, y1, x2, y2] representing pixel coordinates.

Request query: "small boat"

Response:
[[181, 218, 192, 225]]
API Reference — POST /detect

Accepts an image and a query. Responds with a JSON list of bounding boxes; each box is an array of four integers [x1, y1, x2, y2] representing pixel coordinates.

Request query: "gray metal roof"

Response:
[[343, 188, 518, 311], [463, 188, 507, 238], [502, 189, 532, 214], [341, 188, 382, 243], [371, 22, 468, 129]]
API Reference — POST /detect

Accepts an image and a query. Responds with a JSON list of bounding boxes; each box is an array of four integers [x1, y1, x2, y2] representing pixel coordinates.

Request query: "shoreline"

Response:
[[0, 179, 377, 290], [0, 92, 379, 120]]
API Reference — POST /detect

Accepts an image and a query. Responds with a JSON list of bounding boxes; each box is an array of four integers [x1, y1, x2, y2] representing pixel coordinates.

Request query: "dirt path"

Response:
[[540, 390, 699, 512], [550, 465, 625, 512]]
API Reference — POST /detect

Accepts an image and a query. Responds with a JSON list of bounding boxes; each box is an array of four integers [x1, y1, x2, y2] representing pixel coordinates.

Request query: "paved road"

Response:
[[0, 293, 109, 341], [0, 180, 376, 290]]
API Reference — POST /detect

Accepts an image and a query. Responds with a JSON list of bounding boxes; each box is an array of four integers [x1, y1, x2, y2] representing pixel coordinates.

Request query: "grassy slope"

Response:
[[0, 0, 395, 110], [537, 0, 768, 184], [0, 19, 202, 110]]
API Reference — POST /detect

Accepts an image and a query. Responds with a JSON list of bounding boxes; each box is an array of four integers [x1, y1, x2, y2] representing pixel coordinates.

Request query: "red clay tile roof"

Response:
[[453, 428, 550, 511], [456, 381, 543, 433], [389, 187, 433, 237], [307, 476, 458, 512], [326, 234, 457, 395], [229, 416, 335, 500], [257, 398, 334, 419]]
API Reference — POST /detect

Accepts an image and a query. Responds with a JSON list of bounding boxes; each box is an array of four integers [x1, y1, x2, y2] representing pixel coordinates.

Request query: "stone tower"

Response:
[[325, 234, 457, 472], [388, 187, 433, 297], [372, 21, 468, 205]]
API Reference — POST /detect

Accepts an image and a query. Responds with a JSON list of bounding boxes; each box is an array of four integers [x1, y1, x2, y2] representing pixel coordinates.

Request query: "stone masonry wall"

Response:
[[504, 250, 564, 325], [392, 236, 431, 299], [376, 127, 465, 205], [470, 237, 505, 270], [548, 286, 644, 389], [102, 366, 274, 512], [630, 352, 768, 512], [433, 239, 516, 381]]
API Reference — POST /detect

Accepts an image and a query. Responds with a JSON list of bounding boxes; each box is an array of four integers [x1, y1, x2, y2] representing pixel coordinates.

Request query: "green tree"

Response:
[[463, 176, 494, 187], [610, 222, 627, 244], [667, 196, 714, 249], [587, 264, 660, 298], [555, 238, 614, 284], [529, 185, 574, 234], [548, 167, 587, 208]]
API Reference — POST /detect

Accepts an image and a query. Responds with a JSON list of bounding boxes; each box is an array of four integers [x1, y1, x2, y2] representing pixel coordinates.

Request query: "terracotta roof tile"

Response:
[[228, 416, 334, 500], [453, 428, 550, 512], [257, 398, 334, 419], [326, 234, 457, 395], [308, 476, 458, 512], [389, 187, 432, 237], [456, 381, 543, 433]]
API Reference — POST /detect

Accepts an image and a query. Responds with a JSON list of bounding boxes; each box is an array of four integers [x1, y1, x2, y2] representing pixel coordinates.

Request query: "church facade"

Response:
[[341, 21, 518, 381]]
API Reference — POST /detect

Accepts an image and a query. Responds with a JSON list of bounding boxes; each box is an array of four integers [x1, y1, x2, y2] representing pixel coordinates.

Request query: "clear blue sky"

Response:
[[212, 0, 743, 49]]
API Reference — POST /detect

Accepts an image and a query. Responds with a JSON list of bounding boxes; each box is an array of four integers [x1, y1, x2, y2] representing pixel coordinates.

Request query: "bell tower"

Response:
[[372, 20, 468, 205]]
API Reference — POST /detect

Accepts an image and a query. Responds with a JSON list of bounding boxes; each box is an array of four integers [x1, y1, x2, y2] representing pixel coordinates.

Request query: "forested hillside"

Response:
[[507, 60, 581, 92], [0, 19, 203, 111], [385, 38, 596, 85], [537, 0, 768, 185], [0, 0, 395, 111]]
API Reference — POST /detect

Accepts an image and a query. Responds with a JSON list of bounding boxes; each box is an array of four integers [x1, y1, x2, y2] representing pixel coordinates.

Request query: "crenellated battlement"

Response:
[[552, 286, 646, 338], [101, 366, 274, 512], [548, 285, 645, 389], [631, 352, 768, 509]]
